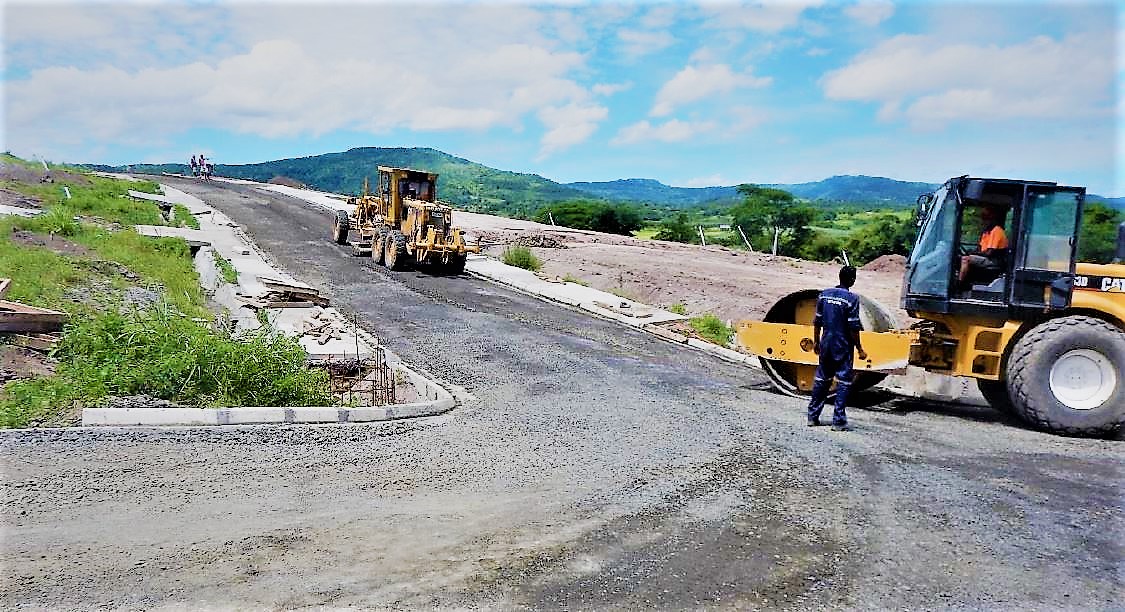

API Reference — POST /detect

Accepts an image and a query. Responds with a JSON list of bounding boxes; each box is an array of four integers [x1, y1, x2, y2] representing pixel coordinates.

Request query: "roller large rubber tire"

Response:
[[371, 228, 388, 266], [976, 379, 1014, 415], [384, 230, 408, 271], [332, 210, 349, 245], [1006, 315, 1125, 437]]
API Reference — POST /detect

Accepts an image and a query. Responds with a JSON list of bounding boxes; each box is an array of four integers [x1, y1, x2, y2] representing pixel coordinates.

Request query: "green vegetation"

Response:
[[533, 200, 643, 235], [1078, 203, 1123, 263], [213, 250, 238, 284], [0, 156, 332, 427], [690, 314, 733, 346], [668, 303, 688, 315], [1, 306, 332, 427], [653, 213, 697, 243], [730, 185, 817, 257], [502, 246, 542, 271], [562, 274, 588, 286], [173, 204, 200, 230]]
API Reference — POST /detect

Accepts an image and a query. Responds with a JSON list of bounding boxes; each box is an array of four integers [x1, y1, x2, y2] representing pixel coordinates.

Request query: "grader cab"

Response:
[[332, 167, 479, 273]]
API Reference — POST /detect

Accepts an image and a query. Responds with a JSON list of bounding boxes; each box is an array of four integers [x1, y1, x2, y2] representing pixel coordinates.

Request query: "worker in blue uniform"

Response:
[[807, 266, 868, 431]]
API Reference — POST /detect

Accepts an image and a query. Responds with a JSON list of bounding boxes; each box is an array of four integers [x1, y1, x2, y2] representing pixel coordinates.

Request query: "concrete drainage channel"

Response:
[[80, 180, 456, 427]]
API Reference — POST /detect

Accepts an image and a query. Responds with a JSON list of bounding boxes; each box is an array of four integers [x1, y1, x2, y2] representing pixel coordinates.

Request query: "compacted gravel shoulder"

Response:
[[2, 177, 1122, 610]]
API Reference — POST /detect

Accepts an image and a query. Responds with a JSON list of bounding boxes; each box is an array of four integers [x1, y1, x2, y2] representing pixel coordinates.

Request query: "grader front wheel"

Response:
[[384, 230, 408, 271]]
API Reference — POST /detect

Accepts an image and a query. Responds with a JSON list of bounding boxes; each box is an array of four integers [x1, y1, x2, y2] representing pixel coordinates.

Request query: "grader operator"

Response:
[[331, 167, 478, 273], [737, 176, 1125, 437]]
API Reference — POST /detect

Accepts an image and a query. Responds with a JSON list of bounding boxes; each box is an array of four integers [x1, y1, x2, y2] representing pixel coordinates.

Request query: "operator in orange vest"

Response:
[[958, 205, 1009, 287]]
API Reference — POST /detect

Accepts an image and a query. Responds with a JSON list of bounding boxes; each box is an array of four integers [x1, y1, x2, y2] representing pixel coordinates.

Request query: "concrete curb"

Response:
[[80, 357, 456, 427]]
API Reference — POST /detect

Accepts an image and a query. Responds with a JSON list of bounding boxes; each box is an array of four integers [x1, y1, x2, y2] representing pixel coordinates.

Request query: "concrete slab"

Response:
[[0, 204, 41, 217], [134, 225, 212, 247]]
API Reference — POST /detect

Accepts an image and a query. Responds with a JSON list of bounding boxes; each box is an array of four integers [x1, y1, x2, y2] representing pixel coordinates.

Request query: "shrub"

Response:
[[173, 204, 200, 230], [690, 313, 733, 346], [502, 246, 542, 271], [0, 305, 333, 426], [36, 206, 81, 237], [668, 303, 688, 315]]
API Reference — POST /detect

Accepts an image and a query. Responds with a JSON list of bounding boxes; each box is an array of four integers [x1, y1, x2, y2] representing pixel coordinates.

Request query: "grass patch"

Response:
[[562, 273, 588, 286], [502, 245, 542, 272], [0, 305, 333, 427], [173, 204, 200, 229], [689, 313, 733, 347], [213, 251, 238, 284], [668, 303, 688, 315]]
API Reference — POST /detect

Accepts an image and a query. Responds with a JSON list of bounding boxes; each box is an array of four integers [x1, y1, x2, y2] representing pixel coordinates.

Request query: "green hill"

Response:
[[86, 147, 1122, 213], [95, 147, 591, 217]]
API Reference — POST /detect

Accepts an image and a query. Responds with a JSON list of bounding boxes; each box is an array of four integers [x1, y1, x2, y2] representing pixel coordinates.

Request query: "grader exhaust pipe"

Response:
[[744, 290, 904, 398]]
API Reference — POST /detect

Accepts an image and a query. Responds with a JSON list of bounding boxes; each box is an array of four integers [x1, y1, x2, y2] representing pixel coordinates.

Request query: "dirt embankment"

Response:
[[458, 213, 908, 325]]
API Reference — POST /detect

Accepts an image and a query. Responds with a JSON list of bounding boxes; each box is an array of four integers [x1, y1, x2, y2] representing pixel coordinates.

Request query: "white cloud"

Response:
[[821, 33, 1115, 127], [676, 174, 729, 187], [592, 82, 632, 96], [618, 29, 676, 58], [537, 103, 609, 156], [611, 119, 718, 145], [843, 1, 895, 27], [651, 64, 771, 117], [3, 4, 601, 160], [701, 1, 824, 33]]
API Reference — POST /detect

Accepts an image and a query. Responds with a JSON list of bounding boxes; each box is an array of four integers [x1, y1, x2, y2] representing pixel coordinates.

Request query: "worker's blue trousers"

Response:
[[806, 353, 854, 426]]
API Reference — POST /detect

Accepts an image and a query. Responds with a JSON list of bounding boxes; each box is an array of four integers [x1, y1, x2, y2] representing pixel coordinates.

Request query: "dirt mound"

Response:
[[0, 160, 90, 186], [268, 176, 306, 189], [514, 233, 568, 249], [0, 188, 43, 210], [862, 254, 907, 273], [0, 345, 57, 384], [9, 229, 92, 258]]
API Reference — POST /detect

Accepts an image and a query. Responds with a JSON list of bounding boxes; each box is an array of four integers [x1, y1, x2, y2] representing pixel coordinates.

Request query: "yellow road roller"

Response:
[[738, 176, 1125, 437]]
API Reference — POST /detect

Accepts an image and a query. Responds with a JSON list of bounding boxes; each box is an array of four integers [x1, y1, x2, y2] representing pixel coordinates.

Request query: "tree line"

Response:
[[534, 185, 1123, 265]]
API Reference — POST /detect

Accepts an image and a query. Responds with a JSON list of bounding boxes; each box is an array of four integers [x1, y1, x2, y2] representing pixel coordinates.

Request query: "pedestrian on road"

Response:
[[190, 155, 198, 177], [807, 265, 868, 431]]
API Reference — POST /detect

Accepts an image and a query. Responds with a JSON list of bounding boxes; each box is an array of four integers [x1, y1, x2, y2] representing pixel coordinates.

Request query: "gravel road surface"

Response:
[[3, 177, 1122, 610]]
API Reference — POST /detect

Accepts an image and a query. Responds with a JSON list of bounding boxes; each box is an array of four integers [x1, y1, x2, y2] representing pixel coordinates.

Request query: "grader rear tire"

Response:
[[384, 230, 408, 271], [1006, 316, 1125, 437], [332, 210, 350, 245]]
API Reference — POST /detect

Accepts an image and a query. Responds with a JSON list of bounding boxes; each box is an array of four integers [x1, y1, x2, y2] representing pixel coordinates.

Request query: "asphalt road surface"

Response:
[[2, 177, 1122, 610]]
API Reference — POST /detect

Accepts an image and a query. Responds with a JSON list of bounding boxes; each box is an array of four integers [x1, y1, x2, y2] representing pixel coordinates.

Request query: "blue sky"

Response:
[[2, 1, 1121, 195]]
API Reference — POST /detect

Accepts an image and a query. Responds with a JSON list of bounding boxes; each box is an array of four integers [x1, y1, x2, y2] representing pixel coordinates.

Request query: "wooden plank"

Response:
[[0, 300, 67, 321], [10, 333, 60, 351]]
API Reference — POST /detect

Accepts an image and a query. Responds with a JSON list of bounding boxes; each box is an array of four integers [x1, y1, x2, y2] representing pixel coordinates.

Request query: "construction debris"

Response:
[[0, 290, 68, 333], [9, 333, 62, 352]]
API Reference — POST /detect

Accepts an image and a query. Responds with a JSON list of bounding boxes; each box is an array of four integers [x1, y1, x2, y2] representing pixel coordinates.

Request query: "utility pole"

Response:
[[697, 225, 707, 246], [548, 212, 556, 226], [771, 226, 780, 256]]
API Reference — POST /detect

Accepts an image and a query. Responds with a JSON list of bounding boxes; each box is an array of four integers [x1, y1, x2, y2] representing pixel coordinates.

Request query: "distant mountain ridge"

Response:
[[89, 146, 1123, 212]]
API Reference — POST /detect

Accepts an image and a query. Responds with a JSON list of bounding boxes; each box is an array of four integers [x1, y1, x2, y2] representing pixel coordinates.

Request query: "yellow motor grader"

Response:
[[737, 176, 1125, 437], [332, 166, 479, 273]]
